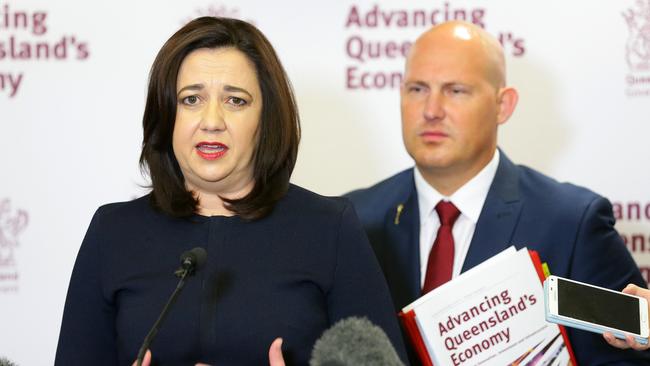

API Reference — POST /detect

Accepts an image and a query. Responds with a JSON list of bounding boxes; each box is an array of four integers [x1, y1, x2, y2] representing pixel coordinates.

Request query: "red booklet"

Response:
[[399, 247, 578, 366]]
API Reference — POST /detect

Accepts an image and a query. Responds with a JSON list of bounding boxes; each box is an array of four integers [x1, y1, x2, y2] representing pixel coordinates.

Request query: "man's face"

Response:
[[400, 36, 505, 183]]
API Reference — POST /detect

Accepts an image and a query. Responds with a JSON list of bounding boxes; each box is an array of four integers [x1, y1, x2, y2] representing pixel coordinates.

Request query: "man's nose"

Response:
[[423, 92, 445, 121]]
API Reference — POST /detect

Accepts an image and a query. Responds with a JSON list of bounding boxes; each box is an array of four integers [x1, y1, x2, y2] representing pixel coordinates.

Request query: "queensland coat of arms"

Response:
[[623, 0, 650, 71], [0, 199, 29, 267]]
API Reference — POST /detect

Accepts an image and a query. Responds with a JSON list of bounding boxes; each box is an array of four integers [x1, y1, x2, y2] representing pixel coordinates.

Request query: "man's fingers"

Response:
[[622, 284, 640, 296], [625, 334, 650, 351], [603, 332, 630, 349]]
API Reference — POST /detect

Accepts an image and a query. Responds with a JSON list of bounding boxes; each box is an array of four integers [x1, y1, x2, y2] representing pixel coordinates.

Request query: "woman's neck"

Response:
[[189, 179, 254, 217]]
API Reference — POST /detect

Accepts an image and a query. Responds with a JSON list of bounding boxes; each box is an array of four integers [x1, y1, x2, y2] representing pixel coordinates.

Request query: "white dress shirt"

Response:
[[415, 150, 500, 287]]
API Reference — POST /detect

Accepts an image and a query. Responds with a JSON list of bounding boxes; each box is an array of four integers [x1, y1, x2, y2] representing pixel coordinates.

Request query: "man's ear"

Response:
[[496, 87, 519, 125]]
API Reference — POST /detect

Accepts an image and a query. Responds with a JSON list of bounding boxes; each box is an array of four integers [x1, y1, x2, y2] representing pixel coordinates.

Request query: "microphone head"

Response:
[[180, 247, 208, 271], [310, 317, 404, 366]]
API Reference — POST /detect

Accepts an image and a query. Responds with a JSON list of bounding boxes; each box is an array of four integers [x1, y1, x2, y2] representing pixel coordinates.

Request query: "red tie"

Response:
[[422, 201, 460, 295]]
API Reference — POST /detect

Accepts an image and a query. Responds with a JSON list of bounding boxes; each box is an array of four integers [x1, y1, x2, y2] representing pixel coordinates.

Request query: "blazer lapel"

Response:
[[462, 152, 524, 272], [382, 173, 421, 309]]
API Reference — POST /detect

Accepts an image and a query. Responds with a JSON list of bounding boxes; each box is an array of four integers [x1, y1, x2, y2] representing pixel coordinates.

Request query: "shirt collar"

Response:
[[414, 149, 500, 224]]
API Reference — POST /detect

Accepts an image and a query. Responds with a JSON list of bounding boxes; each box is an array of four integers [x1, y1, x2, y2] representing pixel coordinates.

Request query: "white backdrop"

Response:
[[1, 0, 649, 364]]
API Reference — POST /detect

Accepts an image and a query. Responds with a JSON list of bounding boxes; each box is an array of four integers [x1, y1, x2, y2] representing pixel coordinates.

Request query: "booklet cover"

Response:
[[400, 247, 577, 366]]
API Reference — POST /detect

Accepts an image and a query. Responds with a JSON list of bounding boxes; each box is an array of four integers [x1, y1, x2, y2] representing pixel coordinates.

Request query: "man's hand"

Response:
[[603, 284, 650, 351]]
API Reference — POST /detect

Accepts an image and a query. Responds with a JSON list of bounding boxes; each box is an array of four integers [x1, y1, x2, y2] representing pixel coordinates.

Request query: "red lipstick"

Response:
[[195, 141, 228, 160]]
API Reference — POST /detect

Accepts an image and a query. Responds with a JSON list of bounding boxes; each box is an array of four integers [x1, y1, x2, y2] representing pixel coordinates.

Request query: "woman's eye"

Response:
[[227, 96, 247, 106], [182, 95, 199, 105]]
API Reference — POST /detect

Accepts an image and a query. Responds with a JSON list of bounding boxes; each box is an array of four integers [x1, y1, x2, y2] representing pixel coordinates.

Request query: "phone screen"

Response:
[[558, 278, 640, 334]]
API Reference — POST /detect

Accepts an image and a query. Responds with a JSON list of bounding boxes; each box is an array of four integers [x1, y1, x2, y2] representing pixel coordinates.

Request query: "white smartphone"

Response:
[[544, 275, 649, 345]]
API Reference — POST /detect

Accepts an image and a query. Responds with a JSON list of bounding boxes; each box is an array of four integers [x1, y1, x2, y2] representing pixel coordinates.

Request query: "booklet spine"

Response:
[[399, 309, 434, 366], [528, 250, 579, 366]]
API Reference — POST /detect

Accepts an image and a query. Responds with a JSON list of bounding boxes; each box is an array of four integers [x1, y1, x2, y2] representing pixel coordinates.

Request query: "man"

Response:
[[346, 21, 650, 365]]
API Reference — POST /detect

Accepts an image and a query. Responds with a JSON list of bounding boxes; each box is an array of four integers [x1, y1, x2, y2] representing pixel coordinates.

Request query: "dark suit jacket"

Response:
[[347, 152, 650, 365], [55, 185, 407, 365]]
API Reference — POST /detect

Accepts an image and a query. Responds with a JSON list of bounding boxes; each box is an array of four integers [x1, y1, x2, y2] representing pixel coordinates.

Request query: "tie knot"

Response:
[[435, 201, 460, 226]]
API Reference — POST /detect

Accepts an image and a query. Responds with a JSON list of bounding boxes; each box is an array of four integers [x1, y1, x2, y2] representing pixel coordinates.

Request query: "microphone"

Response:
[[136, 247, 207, 366], [175, 247, 208, 277], [0, 357, 17, 366], [309, 317, 405, 366]]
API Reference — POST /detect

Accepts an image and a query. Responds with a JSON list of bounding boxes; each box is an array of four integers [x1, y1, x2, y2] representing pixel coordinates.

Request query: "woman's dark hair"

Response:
[[140, 17, 300, 220]]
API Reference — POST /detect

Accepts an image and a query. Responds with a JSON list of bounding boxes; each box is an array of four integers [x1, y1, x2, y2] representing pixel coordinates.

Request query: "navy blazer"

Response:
[[347, 152, 650, 365], [55, 185, 408, 365]]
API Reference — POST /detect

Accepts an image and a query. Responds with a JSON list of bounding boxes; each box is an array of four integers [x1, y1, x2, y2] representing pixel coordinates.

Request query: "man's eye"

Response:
[[449, 86, 468, 95]]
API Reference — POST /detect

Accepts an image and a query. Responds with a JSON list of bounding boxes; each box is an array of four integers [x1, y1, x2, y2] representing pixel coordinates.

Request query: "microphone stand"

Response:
[[135, 262, 194, 366]]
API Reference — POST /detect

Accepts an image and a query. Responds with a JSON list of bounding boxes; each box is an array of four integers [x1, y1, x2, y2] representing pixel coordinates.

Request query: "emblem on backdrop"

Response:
[[623, 0, 650, 96], [181, 3, 253, 25], [623, 0, 650, 71], [0, 198, 28, 293]]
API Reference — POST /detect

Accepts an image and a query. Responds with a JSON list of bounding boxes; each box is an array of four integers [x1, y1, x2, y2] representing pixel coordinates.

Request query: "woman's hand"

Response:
[[603, 284, 650, 351], [132, 338, 286, 366], [268, 338, 286, 366], [131, 350, 151, 366]]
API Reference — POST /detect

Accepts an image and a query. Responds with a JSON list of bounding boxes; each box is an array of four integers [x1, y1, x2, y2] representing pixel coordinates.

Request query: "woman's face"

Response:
[[172, 47, 262, 197]]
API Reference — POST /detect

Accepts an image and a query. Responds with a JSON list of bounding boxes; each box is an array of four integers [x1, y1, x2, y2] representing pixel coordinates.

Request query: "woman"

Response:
[[54, 17, 406, 365]]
